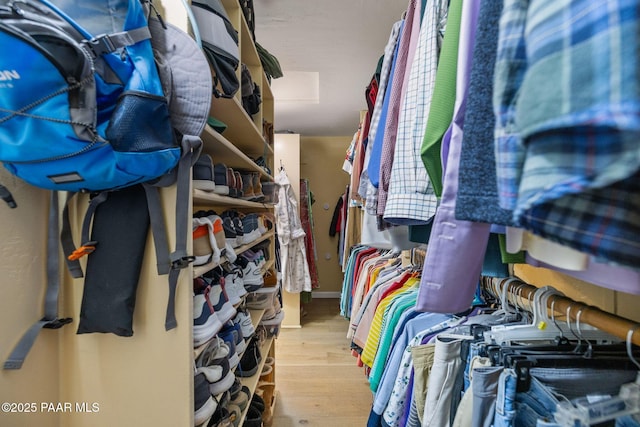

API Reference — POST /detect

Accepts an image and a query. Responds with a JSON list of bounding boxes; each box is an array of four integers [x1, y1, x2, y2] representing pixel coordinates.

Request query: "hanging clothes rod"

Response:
[[483, 277, 640, 347]]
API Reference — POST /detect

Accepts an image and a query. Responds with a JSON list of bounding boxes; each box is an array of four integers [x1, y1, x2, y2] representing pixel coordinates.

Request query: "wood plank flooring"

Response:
[[271, 298, 373, 427]]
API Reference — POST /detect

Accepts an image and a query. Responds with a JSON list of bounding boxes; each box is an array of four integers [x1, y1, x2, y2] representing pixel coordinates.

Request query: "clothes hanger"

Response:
[[548, 327, 640, 426], [485, 286, 619, 346]]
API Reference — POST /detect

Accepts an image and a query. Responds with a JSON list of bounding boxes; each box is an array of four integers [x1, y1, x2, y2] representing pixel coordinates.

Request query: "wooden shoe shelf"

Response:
[[190, 1, 278, 426], [0, 2, 278, 427]]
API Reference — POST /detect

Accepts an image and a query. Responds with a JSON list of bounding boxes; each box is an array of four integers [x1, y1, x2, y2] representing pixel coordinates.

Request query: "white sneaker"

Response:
[[242, 261, 264, 292], [235, 310, 255, 339]]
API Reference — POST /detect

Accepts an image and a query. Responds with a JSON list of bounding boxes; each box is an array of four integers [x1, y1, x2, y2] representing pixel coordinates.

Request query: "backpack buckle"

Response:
[[43, 317, 73, 329], [86, 34, 116, 57], [67, 241, 97, 261], [172, 255, 195, 270]]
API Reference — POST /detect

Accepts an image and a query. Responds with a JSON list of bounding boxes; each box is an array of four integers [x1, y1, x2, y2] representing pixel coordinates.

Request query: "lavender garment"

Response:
[[417, 0, 490, 314]]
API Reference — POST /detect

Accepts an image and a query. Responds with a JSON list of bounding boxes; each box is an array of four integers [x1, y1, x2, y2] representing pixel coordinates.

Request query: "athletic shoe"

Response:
[[235, 256, 263, 291], [194, 372, 217, 426], [221, 211, 245, 246], [246, 287, 276, 311], [221, 217, 240, 248], [240, 213, 262, 243], [192, 217, 221, 266], [234, 309, 255, 339], [217, 329, 240, 370], [196, 336, 229, 369], [221, 320, 246, 356], [236, 336, 262, 378], [227, 403, 242, 427], [193, 153, 216, 192], [196, 210, 236, 263], [242, 250, 265, 269], [223, 268, 247, 303], [213, 163, 229, 196], [230, 385, 249, 412], [193, 289, 223, 348], [208, 404, 233, 427], [207, 358, 235, 396], [257, 215, 268, 235], [194, 276, 236, 328]]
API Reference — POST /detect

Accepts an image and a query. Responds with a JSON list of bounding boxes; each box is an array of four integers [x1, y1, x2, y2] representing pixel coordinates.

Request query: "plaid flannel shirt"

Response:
[[494, 0, 640, 268]]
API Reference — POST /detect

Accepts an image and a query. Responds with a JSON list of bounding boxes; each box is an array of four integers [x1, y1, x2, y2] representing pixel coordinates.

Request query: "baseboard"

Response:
[[311, 291, 341, 299]]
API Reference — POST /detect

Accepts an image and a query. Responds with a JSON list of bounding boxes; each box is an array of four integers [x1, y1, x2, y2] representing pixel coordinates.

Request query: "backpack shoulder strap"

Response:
[[144, 134, 202, 330], [4, 192, 72, 370], [84, 26, 152, 57]]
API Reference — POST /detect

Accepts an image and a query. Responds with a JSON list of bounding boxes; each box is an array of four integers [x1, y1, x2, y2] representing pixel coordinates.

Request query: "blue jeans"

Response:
[[494, 367, 639, 427], [464, 341, 484, 391]]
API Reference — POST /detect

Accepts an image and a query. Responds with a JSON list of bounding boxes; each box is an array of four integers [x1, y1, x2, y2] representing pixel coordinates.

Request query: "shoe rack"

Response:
[[0, 1, 277, 426], [191, 0, 279, 426]]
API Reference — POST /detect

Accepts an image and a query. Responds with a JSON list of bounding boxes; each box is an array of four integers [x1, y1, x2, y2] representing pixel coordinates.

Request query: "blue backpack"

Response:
[[0, 0, 208, 369], [0, 0, 181, 191]]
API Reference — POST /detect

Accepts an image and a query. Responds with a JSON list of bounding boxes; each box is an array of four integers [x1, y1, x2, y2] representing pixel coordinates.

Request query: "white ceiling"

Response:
[[253, 0, 408, 137]]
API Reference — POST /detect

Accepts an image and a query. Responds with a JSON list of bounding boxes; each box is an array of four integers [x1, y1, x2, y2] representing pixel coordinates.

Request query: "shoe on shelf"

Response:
[[221, 216, 241, 249], [221, 211, 245, 246], [226, 402, 241, 427], [236, 336, 262, 378], [193, 153, 216, 192], [231, 217, 245, 245], [234, 309, 255, 340], [242, 250, 266, 269], [192, 217, 221, 266], [252, 173, 265, 202], [218, 331, 240, 371], [230, 385, 249, 412], [195, 372, 218, 426], [263, 269, 278, 288], [227, 167, 237, 198], [243, 403, 264, 427], [257, 215, 269, 235], [246, 287, 277, 311], [250, 393, 265, 414], [207, 358, 235, 396], [213, 163, 230, 196], [207, 403, 233, 427], [240, 172, 257, 201], [216, 330, 240, 371], [223, 267, 247, 303], [193, 293, 223, 348], [233, 171, 244, 198], [235, 256, 264, 292], [196, 336, 229, 369], [241, 213, 262, 243], [257, 381, 275, 426], [194, 276, 237, 327], [221, 319, 246, 355], [204, 267, 241, 306]]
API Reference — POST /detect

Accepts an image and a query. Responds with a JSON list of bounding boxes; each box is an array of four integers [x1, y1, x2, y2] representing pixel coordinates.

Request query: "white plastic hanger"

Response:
[[485, 286, 619, 345]]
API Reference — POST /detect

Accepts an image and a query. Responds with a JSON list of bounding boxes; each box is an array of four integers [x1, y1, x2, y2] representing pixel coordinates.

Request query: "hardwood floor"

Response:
[[271, 298, 373, 427]]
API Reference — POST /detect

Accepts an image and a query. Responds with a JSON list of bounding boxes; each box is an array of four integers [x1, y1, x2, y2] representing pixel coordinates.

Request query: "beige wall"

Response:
[[0, 169, 62, 427], [300, 136, 351, 294]]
